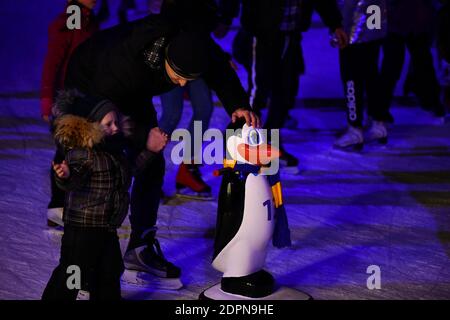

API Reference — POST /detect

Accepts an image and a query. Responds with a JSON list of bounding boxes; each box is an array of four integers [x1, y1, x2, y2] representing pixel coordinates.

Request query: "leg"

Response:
[[125, 107, 166, 248], [128, 152, 165, 249], [159, 86, 185, 135], [95, 232, 124, 300], [365, 40, 387, 121], [265, 33, 302, 130], [249, 32, 279, 114], [186, 78, 214, 161], [340, 44, 365, 128], [406, 33, 446, 116], [334, 43, 366, 150], [264, 33, 302, 172], [379, 33, 407, 122], [174, 79, 214, 198], [364, 40, 389, 143], [232, 28, 253, 94], [125, 150, 181, 278], [42, 226, 98, 300]]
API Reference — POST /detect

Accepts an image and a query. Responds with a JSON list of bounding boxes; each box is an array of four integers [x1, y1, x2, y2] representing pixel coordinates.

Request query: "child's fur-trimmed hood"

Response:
[[53, 114, 134, 150], [54, 115, 105, 149]]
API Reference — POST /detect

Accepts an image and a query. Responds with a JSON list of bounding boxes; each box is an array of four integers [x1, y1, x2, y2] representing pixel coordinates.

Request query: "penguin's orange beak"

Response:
[[237, 143, 281, 166]]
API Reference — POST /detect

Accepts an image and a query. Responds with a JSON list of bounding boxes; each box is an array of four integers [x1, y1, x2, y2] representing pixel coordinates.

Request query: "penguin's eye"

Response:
[[248, 129, 260, 146]]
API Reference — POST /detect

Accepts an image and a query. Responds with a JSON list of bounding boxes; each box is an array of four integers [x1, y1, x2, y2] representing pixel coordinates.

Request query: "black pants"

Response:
[[265, 32, 304, 130], [380, 32, 446, 117], [42, 226, 124, 300], [233, 29, 304, 129], [339, 40, 387, 127], [125, 115, 165, 251]]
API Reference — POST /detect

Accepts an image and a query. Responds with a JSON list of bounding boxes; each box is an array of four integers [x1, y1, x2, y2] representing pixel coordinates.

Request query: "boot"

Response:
[[124, 229, 181, 279], [334, 126, 364, 151], [47, 207, 64, 227], [366, 121, 388, 144], [175, 163, 213, 200]]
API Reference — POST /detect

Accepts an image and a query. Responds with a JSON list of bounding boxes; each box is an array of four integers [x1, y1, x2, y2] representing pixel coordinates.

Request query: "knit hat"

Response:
[[53, 89, 117, 122], [165, 31, 209, 79]]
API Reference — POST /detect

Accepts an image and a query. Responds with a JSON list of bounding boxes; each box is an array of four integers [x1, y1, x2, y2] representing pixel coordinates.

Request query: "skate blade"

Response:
[[199, 283, 312, 300], [366, 136, 388, 145], [47, 219, 61, 227], [333, 142, 364, 152], [121, 269, 183, 290], [176, 190, 214, 201]]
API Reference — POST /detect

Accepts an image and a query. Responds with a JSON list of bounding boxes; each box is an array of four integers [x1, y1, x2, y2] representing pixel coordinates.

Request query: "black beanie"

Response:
[[54, 90, 117, 122], [165, 31, 209, 79]]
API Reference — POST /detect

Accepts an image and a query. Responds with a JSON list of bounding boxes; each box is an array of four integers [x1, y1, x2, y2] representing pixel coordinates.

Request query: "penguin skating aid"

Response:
[[200, 123, 311, 300]]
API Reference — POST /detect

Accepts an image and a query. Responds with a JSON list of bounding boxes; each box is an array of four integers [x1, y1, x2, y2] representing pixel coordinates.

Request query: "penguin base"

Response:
[[221, 270, 275, 298], [199, 284, 312, 300], [121, 269, 183, 290], [200, 270, 312, 300]]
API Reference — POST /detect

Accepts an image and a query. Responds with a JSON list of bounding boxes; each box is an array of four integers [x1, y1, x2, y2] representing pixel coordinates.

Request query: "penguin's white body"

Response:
[[212, 173, 275, 277]]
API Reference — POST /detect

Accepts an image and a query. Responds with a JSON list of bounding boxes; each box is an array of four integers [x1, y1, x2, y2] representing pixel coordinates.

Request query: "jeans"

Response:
[[159, 78, 213, 161]]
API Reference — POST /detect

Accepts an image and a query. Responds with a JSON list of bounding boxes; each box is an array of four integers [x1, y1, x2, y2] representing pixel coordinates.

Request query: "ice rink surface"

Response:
[[0, 3, 449, 299]]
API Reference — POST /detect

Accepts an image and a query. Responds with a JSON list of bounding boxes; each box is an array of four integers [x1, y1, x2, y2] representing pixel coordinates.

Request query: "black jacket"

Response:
[[220, 0, 342, 35], [65, 14, 250, 127]]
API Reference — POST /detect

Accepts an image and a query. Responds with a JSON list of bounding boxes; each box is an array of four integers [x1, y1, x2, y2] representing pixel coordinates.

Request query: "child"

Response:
[[42, 90, 168, 300]]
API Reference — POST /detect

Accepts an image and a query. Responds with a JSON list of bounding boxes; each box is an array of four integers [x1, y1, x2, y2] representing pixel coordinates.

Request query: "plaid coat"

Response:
[[54, 114, 155, 229]]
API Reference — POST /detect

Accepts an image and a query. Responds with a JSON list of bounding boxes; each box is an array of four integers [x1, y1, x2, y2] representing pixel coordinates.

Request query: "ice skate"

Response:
[[122, 238, 182, 290], [175, 163, 213, 200], [366, 121, 388, 145], [47, 207, 64, 227], [334, 126, 364, 151]]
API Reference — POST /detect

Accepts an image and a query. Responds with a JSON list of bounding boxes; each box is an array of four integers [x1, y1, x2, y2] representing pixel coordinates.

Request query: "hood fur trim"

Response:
[[54, 115, 104, 149]]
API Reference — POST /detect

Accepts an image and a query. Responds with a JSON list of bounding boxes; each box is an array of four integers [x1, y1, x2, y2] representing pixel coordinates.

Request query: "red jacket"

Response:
[[41, 5, 99, 117]]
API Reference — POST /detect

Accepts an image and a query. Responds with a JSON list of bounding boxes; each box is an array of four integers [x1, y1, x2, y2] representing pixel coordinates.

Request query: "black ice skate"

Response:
[[122, 237, 182, 290]]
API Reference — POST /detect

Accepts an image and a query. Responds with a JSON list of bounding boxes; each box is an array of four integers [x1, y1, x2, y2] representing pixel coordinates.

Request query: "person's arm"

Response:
[[203, 37, 260, 127], [130, 127, 169, 176], [132, 149, 158, 176], [41, 15, 72, 121], [54, 149, 93, 191], [313, 0, 348, 48]]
